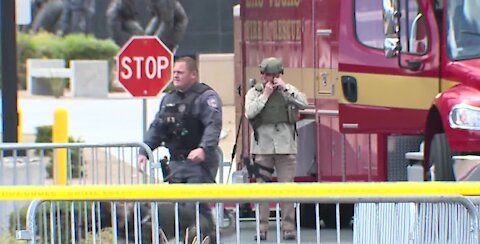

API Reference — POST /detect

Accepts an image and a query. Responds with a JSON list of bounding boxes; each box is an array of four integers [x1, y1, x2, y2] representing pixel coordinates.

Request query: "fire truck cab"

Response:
[[234, 0, 480, 184]]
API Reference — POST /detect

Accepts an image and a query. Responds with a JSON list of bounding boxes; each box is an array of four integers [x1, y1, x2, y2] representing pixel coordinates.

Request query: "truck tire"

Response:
[[429, 133, 455, 181]]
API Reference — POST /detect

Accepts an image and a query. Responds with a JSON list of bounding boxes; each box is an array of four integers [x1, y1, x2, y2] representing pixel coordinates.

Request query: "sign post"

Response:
[[2, 0, 20, 145], [117, 36, 174, 138]]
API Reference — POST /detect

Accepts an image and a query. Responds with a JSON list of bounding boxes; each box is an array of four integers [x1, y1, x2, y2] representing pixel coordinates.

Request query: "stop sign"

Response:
[[117, 36, 173, 97]]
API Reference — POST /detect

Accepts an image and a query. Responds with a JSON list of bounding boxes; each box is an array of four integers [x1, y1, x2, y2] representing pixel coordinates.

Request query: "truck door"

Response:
[[313, 0, 343, 181], [338, 0, 440, 134]]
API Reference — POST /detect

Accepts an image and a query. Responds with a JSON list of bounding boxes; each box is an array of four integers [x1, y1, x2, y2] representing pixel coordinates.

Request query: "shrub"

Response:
[[35, 125, 53, 157], [62, 34, 119, 92], [16, 32, 120, 91], [35, 125, 85, 178], [27, 32, 66, 59], [17, 32, 40, 89], [62, 34, 119, 61]]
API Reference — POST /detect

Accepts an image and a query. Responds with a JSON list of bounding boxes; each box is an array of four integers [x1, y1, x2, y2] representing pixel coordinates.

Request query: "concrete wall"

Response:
[[199, 53, 235, 106], [70, 60, 109, 98]]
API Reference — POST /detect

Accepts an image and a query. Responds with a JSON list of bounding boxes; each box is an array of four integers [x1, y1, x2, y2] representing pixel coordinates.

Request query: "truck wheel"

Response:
[[429, 133, 455, 181]]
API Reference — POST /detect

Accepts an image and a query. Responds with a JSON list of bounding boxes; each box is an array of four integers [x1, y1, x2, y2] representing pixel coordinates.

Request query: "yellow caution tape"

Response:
[[0, 182, 480, 201]]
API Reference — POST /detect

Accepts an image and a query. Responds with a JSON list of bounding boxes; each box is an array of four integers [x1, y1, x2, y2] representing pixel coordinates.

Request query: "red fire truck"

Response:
[[234, 0, 480, 186]]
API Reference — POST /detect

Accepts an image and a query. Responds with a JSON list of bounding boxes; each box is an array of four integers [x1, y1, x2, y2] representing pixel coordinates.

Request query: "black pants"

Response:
[[168, 160, 215, 225]]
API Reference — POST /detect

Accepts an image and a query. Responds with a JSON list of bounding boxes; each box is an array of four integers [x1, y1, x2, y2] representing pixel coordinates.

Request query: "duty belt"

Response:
[[170, 154, 188, 161], [162, 157, 216, 183]]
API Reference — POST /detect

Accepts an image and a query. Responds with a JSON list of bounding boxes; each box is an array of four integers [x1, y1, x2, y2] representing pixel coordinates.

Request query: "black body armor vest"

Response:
[[158, 83, 211, 158]]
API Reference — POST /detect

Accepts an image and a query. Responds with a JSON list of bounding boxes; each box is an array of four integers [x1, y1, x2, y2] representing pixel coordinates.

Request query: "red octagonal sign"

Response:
[[117, 36, 173, 97]]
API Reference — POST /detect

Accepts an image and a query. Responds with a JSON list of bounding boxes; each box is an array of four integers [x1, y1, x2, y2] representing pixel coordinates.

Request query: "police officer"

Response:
[[245, 57, 308, 241], [137, 56, 222, 224]]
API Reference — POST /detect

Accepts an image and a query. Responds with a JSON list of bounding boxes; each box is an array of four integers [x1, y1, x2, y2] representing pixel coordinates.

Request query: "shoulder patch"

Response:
[[207, 96, 219, 108]]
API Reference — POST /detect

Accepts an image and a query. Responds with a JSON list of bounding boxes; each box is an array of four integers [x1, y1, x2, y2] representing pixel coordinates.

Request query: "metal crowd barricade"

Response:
[[0, 142, 161, 241], [1, 140, 479, 244], [17, 200, 231, 244], [3, 183, 480, 244], [353, 196, 478, 244]]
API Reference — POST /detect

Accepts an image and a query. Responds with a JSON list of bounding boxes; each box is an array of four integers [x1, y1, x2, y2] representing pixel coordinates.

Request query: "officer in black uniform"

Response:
[[138, 56, 223, 224]]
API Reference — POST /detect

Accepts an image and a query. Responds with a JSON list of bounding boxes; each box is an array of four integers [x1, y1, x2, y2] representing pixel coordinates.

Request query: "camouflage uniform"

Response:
[[245, 57, 308, 240]]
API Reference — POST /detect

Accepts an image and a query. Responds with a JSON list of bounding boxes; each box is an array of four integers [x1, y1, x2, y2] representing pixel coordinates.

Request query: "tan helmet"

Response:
[[259, 57, 284, 74]]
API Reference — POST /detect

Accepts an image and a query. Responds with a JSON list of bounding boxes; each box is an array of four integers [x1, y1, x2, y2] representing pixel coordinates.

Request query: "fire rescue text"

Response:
[[244, 20, 301, 41], [246, 0, 301, 8]]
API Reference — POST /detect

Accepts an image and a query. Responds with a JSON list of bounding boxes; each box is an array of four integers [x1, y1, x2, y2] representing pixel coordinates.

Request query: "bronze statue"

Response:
[[58, 0, 96, 36], [146, 0, 188, 51], [27, 0, 189, 52], [31, 0, 64, 33], [106, 0, 144, 46]]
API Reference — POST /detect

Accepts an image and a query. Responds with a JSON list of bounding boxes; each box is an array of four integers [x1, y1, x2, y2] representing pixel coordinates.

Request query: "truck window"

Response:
[[446, 0, 480, 60], [354, 1, 384, 49], [355, 0, 428, 55]]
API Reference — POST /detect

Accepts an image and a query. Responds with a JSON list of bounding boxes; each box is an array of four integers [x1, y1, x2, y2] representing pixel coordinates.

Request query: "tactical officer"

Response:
[[245, 57, 308, 241], [137, 57, 222, 224]]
